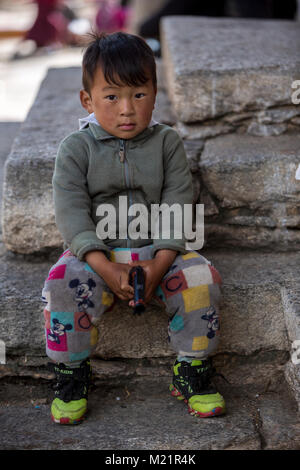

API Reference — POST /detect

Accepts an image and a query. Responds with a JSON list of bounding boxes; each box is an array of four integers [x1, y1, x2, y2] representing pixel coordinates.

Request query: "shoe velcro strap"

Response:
[[48, 361, 90, 382], [178, 362, 210, 377]]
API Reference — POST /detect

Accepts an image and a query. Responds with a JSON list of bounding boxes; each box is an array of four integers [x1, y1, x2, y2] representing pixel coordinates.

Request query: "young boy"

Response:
[[42, 31, 225, 424]]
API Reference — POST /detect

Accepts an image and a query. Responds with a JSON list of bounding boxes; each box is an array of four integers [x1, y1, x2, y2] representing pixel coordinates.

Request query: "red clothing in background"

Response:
[[25, 0, 66, 47]]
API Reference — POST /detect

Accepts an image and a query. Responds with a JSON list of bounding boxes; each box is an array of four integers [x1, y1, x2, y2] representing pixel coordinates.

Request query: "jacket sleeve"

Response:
[[151, 128, 193, 257], [52, 134, 110, 260]]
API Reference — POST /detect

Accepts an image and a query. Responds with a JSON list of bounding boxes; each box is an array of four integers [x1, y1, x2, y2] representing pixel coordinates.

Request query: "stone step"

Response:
[[1, 341, 298, 449], [0, 365, 299, 450], [1, 243, 299, 409], [160, 16, 300, 123], [0, 245, 296, 357]]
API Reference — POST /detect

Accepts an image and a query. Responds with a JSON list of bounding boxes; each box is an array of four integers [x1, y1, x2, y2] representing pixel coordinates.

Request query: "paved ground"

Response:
[[0, 41, 82, 122], [1, 356, 299, 451], [0, 0, 97, 121]]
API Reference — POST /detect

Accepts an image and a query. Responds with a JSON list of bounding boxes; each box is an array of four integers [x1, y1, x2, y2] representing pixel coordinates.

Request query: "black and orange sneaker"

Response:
[[170, 358, 226, 418]]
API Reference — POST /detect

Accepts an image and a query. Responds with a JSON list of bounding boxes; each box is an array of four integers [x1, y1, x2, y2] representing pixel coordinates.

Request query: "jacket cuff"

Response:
[[70, 230, 111, 261]]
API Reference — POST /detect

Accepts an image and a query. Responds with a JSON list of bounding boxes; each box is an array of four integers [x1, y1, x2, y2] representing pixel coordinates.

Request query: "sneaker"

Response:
[[48, 359, 92, 424], [169, 358, 226, 418]]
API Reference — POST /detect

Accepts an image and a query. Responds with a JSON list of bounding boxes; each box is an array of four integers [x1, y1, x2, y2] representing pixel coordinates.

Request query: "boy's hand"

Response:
[[127, 249, 177, 306], [85, 251, 134, 301], [84, 249, 177, 306], [101, 262, 134, 301]]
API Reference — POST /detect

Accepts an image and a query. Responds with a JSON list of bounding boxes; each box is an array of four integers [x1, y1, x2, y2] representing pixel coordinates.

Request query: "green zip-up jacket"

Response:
[[53, 121, 193, 261]]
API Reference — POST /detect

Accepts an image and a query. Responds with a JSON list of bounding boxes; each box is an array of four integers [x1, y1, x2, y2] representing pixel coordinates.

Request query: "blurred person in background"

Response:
[[13, 0, 132, 59], [25, 0, 71, 48], [12, 0, 89, 59], [94, 0, 131, 34]]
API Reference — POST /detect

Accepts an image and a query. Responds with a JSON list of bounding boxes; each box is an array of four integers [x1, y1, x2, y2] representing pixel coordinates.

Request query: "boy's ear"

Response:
[[80, 89, 93, 113]]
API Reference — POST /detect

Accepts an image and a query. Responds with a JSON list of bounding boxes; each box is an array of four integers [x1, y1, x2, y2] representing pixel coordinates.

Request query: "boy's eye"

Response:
[[135, 93, 145, 99], [105, 95, 117, 101]]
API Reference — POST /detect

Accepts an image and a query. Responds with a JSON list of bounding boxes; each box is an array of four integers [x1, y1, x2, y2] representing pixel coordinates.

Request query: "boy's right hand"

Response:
[[100, 261, 134, 301], [84, 251, 134, 301]]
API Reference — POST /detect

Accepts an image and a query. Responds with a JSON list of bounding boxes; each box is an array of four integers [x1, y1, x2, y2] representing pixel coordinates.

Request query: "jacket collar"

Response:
[[79, 112, 159, 143]]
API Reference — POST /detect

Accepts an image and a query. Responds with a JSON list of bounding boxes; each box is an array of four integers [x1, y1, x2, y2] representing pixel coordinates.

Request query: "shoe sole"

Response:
[[170, 384, 225, 418], [51, 412, 86, 425]]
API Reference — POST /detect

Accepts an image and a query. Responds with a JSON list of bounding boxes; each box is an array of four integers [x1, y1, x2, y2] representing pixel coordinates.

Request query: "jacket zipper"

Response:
[[119, 139, 125, 162], [119, 139, 133, 247]]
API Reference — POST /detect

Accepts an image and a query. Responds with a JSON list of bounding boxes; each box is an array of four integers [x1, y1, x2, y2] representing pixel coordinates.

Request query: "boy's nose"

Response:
[[120, 99, 134, 116]]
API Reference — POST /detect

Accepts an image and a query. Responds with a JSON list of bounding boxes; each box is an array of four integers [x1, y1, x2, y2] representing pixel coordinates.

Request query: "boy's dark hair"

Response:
[[82, 31, 157, 94]]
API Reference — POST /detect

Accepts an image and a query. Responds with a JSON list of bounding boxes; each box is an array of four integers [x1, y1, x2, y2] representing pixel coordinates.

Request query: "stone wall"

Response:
[[161, 16, 300, 250]]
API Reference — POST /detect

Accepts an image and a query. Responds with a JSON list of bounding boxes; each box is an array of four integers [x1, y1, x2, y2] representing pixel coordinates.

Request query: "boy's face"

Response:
[[80, 67, 157, 140]]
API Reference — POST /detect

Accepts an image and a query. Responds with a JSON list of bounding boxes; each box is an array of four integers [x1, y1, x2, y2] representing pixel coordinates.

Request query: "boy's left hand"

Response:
[[127, 250, 177, 307], [127, 259, 164, 306]]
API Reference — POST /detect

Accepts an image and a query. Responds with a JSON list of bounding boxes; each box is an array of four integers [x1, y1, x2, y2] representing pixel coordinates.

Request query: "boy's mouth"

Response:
[[118, 123, 136, 130]]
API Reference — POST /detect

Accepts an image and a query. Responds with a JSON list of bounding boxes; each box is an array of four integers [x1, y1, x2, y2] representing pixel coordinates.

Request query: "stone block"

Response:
[[160, 16, 300, 123], [281, 285, 300, 410], [0, 122, 21, 229], [199, 133, 300, 249], [2, 67, 83, 254]]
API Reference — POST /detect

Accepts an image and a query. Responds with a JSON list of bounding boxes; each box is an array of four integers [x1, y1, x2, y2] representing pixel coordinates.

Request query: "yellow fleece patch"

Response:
[[192, 336, 209, 351], [182, 285, 210, 312]]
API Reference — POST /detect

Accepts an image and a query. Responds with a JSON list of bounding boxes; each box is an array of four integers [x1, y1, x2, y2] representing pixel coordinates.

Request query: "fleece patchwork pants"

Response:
[[41, 245, 222, 364]]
